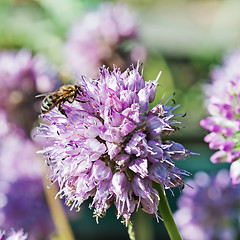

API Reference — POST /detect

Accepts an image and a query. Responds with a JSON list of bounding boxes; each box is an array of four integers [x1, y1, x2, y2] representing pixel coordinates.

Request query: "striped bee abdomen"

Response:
[[41, 94, 59, 113]]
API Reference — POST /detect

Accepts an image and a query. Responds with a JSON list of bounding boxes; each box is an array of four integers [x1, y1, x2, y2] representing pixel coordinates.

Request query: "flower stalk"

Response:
[[134, 210, 154, 240], [127, 222, 136, 240], [41, 165, 75, 240], [156, 184, 182, 240]]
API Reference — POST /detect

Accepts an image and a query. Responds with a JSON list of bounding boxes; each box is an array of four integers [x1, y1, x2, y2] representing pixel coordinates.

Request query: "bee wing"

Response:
[[35, 90, 58, 98]]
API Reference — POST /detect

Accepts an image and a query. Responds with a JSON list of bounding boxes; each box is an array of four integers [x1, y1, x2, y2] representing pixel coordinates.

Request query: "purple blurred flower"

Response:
[[0, 229, 28, 240], [0, 111, 54, 239], [200, 50, 240, 185], [64, 3, 147, 78], [0, 179, 53, 240], [36, 64, 191, 224], [174, 170, 240, 240], [0, 49, 59, 134]]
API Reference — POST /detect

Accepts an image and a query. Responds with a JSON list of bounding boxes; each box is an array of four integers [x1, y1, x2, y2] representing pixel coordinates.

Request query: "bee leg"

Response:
[[58, 104, 68, 118], [74, 99, 89, 104], [67, 96, 75, 103]]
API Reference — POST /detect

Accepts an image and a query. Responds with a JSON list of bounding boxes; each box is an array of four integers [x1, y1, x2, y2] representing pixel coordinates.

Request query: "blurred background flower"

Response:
[[0, 228, 28, 240], [0, 49, 59, 135], [64, 2, 147, 78], [200, 49, 240, 185], [1, 0, 240, 239], [174, 170, 240, 240], [0, 111, 55, 240]]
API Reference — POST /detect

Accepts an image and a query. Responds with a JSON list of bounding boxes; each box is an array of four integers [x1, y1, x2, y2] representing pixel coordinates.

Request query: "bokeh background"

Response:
[[0, 0, 239, 239]]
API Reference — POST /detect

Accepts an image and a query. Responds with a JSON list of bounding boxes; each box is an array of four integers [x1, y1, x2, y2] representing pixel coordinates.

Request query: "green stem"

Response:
[[156, 184, 182, 240], [128, 222, 136, 240], [41, 164, 75, 240], [135, 210, 154, 240]]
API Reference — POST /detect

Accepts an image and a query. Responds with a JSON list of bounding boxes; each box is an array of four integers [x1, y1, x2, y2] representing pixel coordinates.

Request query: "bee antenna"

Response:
[[182, 113, 187, 117]]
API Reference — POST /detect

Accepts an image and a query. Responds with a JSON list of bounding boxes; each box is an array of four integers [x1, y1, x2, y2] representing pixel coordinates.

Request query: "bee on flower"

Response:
[[36, 63, 192, 225]]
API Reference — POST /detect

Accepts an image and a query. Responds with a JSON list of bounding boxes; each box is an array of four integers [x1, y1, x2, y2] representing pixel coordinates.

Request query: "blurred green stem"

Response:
[[128, 222, 136, 240], [41, 165, 75, 240], [157, 184, 182, 240], [135, 210, 154, 240]]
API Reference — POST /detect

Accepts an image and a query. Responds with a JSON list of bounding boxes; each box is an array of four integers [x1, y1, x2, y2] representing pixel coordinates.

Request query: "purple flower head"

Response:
[[36, 64, 192, 224], [64, 2, 147, 78], [200, 49, 240, 184], [0, 49, 60, 134], [174, 170, 240, 240], [0, 229, 28, 240]]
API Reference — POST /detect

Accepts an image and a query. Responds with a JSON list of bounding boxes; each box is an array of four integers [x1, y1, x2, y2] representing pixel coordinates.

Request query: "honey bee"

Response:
[[36, 85, 82, 117]]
